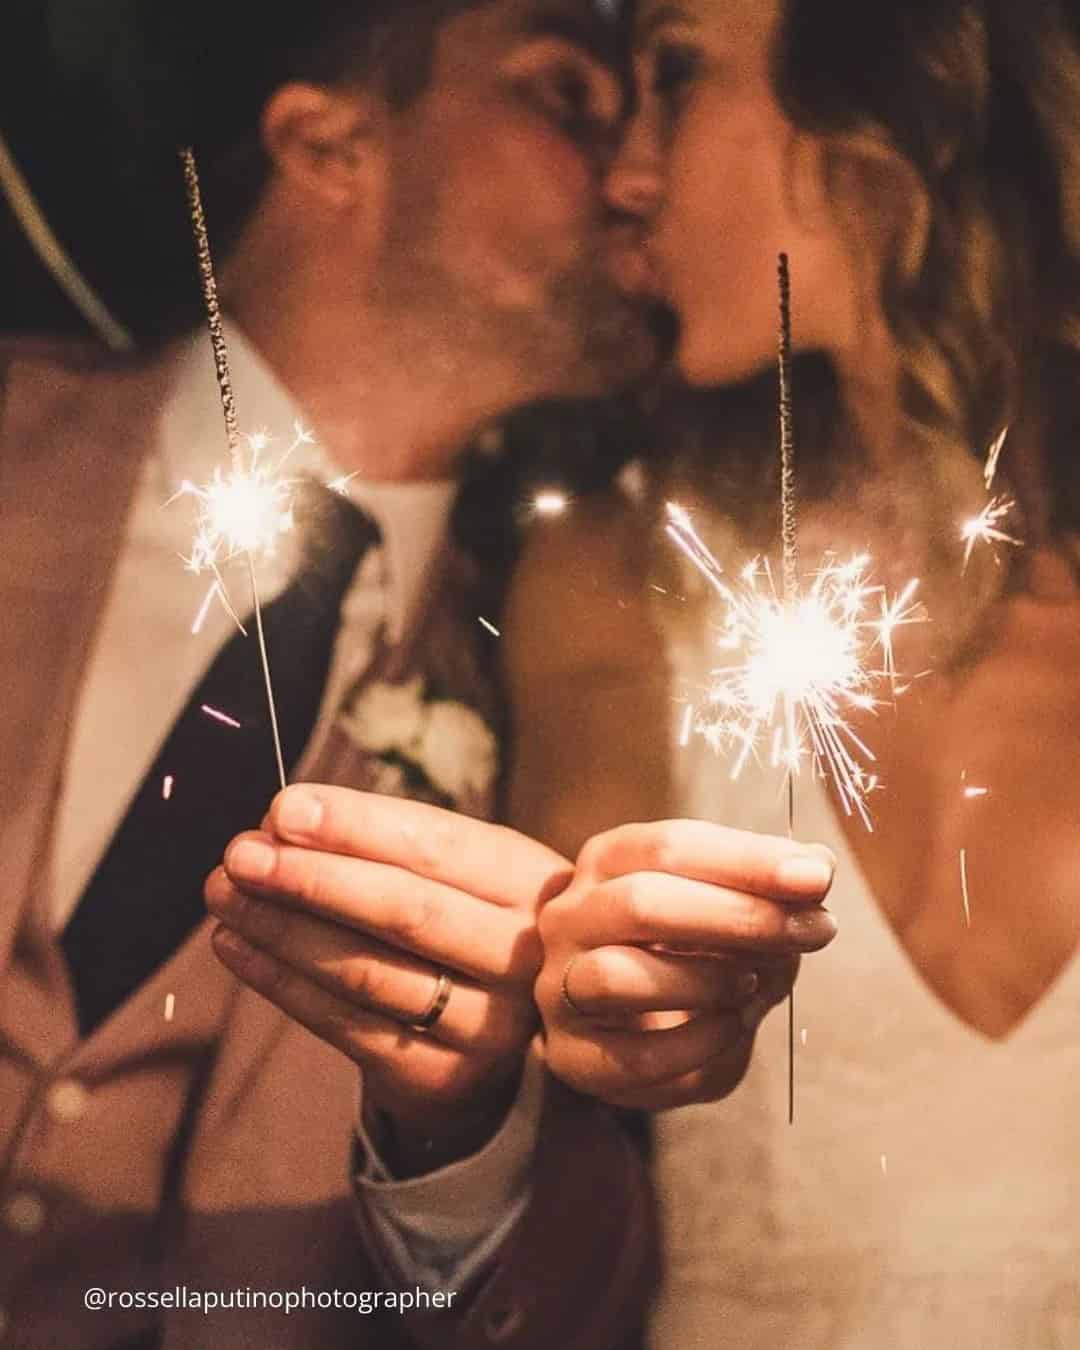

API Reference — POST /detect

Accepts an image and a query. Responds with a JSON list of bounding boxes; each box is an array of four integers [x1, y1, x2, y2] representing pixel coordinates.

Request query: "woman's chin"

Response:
[[675, 328, 775, 390]]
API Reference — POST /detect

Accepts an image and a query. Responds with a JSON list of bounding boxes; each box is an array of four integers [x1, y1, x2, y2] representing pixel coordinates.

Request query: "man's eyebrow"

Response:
[[635, 5, 696, 45], [518, 11, 618, 65]]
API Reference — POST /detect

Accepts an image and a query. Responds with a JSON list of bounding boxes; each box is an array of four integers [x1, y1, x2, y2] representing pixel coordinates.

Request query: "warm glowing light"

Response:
[[961, 494, 1022, 572], [171, 430, 303, 580], [533, 490, 569, 517], [667, 504, 925, 829]]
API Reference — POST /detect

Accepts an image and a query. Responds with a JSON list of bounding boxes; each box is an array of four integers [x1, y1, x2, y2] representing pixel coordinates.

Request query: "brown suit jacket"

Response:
[[0, 340, 657, 1350]]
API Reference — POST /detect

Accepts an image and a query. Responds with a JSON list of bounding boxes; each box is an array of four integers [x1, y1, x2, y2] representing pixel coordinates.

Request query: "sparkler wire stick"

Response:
[[778, 254, 798, 606], [778, 253, 797, 1125], [180, 148, 241, 466], [180, 146, 287, 790]]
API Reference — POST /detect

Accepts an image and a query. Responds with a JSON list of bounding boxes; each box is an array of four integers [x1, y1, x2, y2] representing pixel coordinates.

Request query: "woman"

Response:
[[512, 0, 1080, 1344]]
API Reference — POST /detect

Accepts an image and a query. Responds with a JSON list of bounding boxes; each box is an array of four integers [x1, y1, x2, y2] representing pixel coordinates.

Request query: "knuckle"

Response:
[[575, 832, 614, 878], [611, 874, 654, 931], [283, 849, 329, 909], [384, 890, 439, 950], [533, 964, 565, 1017], [634, 822, 683, 877], [341, 957, 387, 1010], [537, 892, 575, 945], [416, 817, 456, 873], [247, 898, 290, 948]]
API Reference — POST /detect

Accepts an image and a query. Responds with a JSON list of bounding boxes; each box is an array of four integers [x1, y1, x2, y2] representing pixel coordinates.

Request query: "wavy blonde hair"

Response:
[[774, 0, 1080, 537]]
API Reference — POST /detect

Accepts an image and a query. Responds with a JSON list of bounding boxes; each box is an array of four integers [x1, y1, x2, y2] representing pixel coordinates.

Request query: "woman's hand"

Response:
[[534, 819, 837, 1110]]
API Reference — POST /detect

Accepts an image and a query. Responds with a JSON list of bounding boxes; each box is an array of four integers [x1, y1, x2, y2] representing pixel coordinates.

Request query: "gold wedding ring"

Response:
[[560, 955, 588, 1017]]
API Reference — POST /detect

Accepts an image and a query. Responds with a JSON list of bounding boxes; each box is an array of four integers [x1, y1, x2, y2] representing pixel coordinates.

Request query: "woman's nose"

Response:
[[604, 113, 664, 220]]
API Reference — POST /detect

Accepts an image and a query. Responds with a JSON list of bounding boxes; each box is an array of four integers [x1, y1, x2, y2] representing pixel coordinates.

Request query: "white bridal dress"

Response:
[[649, 679, 1080, 1349]]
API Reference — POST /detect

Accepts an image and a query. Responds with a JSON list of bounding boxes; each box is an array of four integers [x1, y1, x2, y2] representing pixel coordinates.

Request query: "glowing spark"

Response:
[[960, 848, 972, 928], [173, 429, 300, 578], [961, 495, 1022, 572], [800, 1027, 808, 1047], [984, 425, 1009, 490], [478, 616, 501, 638], [881, 1154, 888, 1178], [533, 490, 569, 517], [162, 775, 174, 801], [191, 582, 219, 636], [327, 472, 359, 497], [678, 703, 694, 748], [964, 786, 989, 799], [668, 504, 924, 830], [164, 993, 176, 1022], [201, 704, 241, 729]]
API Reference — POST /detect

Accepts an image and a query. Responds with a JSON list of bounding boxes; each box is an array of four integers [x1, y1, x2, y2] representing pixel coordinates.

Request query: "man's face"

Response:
[[368, 0, 657, 404]]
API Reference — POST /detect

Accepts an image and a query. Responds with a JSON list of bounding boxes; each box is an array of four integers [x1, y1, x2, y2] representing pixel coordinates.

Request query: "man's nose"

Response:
[[603, 116, 663, 220]]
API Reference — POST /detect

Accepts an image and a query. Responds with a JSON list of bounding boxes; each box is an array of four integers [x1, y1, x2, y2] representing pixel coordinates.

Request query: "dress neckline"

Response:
[[813, 774, 1080, 1049]]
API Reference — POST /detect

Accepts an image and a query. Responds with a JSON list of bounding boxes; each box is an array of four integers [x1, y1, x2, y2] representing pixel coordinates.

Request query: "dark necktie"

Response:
[[61, 485, 380, 1036]]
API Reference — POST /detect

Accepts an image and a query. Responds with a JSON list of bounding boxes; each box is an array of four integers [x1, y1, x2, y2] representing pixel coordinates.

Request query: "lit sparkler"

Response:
[[667, 514, 922, 830], [178, 147, 292, 788], [670, 255, 925, 1122]]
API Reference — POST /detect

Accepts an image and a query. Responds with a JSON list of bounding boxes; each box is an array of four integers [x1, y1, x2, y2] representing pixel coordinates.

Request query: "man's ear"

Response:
[[260, 82, 385, 208]]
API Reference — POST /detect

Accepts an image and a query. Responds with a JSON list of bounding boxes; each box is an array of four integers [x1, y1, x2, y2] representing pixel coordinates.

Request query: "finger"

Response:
[[558, 872, 837, 953], [206, 872, 536, 1055], [561, 945, 763, 1016], [548, 1009, 747, 1100], [211, 926, 494, 1105], [578, 819, 835, 903], [218, 839, 543, 984], [266, 785, 572, 910], [602, 1038, 756, 1110]]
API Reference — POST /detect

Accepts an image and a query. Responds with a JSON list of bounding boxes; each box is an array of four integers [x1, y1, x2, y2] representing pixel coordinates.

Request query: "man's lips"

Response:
[[604, 229, 664, 299]]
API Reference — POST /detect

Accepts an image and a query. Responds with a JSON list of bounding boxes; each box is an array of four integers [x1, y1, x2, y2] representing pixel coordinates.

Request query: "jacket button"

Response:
[[3, 1192, 46, 1235], [484, 1301, 524, 1342], [47, 1078, 90, 1123]]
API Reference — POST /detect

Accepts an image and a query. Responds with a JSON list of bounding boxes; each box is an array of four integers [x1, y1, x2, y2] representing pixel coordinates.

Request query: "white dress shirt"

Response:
[[47, 325, 540, 1288]]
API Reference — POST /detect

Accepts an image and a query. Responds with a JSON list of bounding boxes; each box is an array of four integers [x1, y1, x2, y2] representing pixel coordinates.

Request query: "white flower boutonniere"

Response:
[[338, 676, 498, 807]]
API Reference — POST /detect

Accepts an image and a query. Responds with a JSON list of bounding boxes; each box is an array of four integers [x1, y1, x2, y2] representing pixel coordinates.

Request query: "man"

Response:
[[0, 2, 662, 1346]]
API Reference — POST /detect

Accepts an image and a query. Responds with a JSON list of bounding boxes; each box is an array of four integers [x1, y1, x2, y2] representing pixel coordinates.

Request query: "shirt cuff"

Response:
[[352, 1049, 544, 1290]]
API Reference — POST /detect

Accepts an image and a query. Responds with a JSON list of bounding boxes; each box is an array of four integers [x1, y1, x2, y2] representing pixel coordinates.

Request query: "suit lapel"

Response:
[[0, 348, 168, 1050]]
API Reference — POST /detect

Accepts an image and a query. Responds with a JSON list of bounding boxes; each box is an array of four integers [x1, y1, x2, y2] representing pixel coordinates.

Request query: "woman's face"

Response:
[[613, 0, 866, 386]]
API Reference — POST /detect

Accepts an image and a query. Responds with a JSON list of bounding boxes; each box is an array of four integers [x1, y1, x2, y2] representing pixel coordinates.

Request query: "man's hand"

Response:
[[205, 784, 571, 1172], [534, 820, 837, 1111]]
